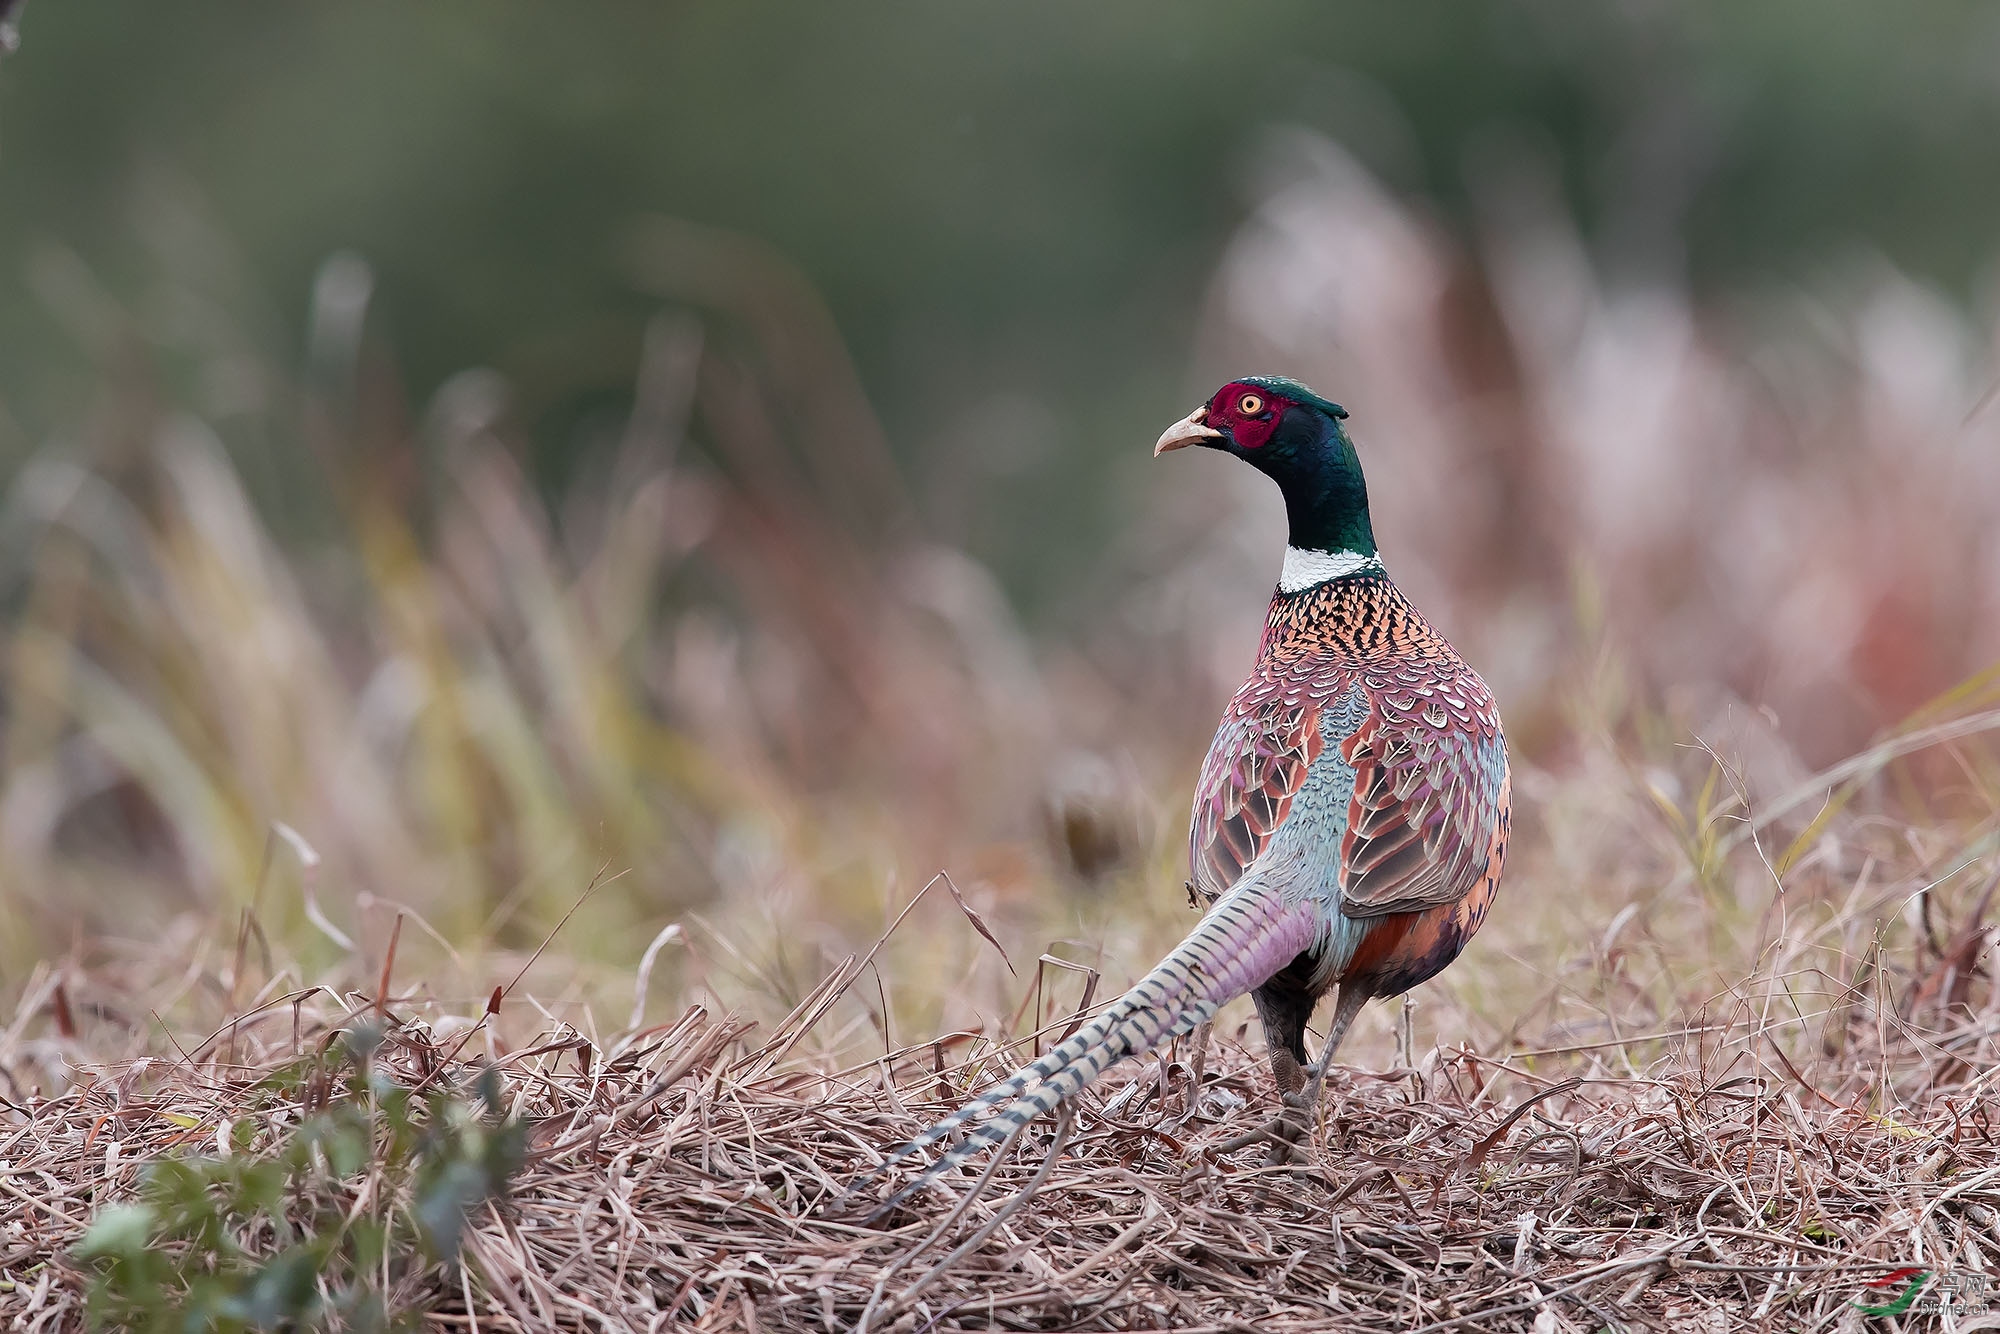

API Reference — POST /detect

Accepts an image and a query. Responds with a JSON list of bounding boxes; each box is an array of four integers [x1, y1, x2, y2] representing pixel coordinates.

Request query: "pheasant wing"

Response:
[[1337, 671, 1507, 918], [1187, 690, 1323, 902]]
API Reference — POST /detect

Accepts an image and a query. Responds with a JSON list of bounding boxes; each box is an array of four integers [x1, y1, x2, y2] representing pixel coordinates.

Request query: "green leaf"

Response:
[[475, 1065, 505, 1119], [343, 1022, 386, 1068], [326, 1121, 370, 1179], [415, 1159, 490, 1260], [74, 1204, 155, 1259], [235, 1161, 289, 1219], [349, 1217, 388, 1272], [217, 1245, 323, 1328], [335, 1287, 391, 1334]]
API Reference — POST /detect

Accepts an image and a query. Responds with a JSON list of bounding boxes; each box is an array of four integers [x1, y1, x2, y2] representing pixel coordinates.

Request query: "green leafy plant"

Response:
[[73, 1024, 525, 1333]]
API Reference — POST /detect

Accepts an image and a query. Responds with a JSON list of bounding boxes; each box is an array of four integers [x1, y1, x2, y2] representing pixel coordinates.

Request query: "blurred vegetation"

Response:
[[5, 2, 2000, 612], [0, 3, 1994, 1058], [74, 1024, 524, 1332]]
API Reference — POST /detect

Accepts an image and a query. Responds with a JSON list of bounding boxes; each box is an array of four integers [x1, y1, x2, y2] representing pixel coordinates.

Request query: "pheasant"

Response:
[[874, 375, 1509, 1203]]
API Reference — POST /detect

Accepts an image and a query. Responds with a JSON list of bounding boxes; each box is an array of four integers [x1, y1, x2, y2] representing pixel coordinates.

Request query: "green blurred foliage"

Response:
[[3, 1, 1999, 610], [74, 1024, 525, 1332]]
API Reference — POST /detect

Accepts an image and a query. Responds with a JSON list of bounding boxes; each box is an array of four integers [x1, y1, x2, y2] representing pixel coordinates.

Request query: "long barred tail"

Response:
[[865, 879, 1317, 1209]]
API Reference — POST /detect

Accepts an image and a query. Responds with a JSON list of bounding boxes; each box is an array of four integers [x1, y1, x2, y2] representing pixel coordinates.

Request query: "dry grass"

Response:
[[5, 698, 2000, 1332], [3, 135, 2000, 1330]]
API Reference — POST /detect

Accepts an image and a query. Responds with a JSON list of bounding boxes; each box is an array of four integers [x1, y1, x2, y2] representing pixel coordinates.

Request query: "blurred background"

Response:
[[1, 2, 1997, 1056]]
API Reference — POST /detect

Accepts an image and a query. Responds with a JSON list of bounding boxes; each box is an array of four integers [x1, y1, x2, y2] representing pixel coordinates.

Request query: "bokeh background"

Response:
[[2, 2, 1997, 1061]]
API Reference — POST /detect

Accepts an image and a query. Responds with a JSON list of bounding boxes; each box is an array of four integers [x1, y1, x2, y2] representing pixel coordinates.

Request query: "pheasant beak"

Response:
[[1154, 406, 1223, 456]]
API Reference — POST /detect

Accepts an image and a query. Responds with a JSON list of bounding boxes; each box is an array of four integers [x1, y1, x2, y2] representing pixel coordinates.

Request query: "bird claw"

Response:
[[1216, 1090, 1317, 1164]]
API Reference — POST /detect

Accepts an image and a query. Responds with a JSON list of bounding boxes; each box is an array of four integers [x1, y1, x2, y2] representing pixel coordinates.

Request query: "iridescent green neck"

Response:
[[1260, 409, 1377, 560]]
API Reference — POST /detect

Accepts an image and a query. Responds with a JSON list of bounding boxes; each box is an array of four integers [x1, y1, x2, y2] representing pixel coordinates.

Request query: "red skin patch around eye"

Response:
[[1208, 382, 1292, 450]]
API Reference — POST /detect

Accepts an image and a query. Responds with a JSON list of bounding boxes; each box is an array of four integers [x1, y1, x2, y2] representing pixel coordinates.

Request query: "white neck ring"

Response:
[[1279, 546, 1383, 592]]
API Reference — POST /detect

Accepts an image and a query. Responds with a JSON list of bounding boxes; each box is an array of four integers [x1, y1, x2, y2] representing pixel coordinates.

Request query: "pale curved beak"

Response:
[[1153, 406, 1223, 456]]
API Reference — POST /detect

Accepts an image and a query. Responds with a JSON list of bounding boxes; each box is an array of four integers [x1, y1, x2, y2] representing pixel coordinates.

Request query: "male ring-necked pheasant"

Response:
[[876, 375, 1509, 1201]]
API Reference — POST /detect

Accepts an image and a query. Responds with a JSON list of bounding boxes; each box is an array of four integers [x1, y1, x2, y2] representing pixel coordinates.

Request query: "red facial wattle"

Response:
[[1209, 383, 1289, 450]]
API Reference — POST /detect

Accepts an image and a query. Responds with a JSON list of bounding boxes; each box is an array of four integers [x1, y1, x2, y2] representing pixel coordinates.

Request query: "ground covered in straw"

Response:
[[4, 935, 1995, 1334]]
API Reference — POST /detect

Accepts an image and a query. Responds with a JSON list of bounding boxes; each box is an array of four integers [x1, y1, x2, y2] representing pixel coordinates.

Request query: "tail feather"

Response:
[[869, 879, 1315, 1207]]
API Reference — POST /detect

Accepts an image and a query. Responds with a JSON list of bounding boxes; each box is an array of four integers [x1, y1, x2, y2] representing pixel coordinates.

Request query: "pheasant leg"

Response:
[[1217, 984, 1371, 1164]]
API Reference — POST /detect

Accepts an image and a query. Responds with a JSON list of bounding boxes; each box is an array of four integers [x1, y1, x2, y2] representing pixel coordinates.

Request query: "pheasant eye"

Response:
[[1237, 393, 1264, 416]]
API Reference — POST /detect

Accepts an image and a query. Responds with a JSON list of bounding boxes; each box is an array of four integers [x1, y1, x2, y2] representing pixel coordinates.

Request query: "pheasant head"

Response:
[[1155, 376, 1379, 584]]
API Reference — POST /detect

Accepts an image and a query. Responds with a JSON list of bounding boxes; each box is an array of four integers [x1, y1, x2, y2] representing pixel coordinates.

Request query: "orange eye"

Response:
[[1237, 393, 1264, 416]]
